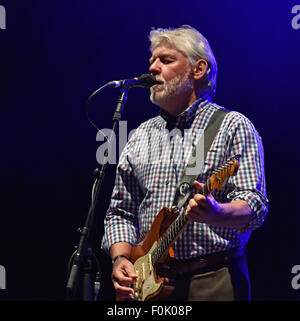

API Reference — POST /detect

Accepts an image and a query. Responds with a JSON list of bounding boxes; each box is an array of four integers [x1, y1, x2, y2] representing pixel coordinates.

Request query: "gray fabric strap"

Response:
[[172, 108, 229, 210]]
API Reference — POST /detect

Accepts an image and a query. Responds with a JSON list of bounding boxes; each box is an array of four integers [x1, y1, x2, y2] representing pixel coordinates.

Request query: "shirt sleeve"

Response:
[[225, 112, 269, 231], [101, 134, 143, 254]]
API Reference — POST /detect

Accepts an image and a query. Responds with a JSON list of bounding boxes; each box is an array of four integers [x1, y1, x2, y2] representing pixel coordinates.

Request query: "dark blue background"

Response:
[[0, 0, 300, 301]]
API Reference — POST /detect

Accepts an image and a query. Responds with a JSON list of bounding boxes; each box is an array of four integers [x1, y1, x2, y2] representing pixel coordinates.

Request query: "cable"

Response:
[[84, 82, 112, 181], [84, 83, 109, 131]]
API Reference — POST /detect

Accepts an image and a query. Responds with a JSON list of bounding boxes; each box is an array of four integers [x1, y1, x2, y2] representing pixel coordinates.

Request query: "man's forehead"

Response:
[[151, 43, 179, 54], [150, 43, 186, 59]]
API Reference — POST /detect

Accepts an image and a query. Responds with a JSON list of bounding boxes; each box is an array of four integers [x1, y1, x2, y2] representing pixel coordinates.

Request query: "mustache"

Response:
[[154, 77, 164, 83], [151, 77, 164, 92]]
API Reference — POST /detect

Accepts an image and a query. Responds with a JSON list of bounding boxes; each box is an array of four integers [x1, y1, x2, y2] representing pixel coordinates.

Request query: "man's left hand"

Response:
[[185, 180, 222, 225]]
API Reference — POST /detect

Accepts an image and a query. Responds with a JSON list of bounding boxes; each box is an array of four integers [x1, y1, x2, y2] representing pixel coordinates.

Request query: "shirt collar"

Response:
[[159, 93, 212, 129]]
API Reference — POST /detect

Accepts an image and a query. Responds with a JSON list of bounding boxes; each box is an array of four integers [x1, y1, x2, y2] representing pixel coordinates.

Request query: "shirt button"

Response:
[[165, 180, 169, 185]]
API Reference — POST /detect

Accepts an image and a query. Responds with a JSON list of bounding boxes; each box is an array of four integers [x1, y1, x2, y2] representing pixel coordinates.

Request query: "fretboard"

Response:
[[151, 183, 212, 265]]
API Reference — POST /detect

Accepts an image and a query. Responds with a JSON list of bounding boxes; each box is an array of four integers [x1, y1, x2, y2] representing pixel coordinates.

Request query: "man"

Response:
[[101, 25, 268, 301]]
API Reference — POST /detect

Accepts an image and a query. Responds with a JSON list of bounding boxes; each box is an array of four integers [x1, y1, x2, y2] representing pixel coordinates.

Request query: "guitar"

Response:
[[119, 155, 240, 301]]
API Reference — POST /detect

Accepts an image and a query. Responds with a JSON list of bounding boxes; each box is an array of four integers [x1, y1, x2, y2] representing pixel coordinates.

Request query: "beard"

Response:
[[150, 67, 193, 108]]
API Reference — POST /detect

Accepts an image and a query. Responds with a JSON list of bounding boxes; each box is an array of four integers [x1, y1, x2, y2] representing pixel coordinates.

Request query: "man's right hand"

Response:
[[111, 256, 138, 300]]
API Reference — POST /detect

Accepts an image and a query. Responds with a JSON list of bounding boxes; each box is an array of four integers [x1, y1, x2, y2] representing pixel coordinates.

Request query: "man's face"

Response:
[[149, 43, 193, 109]]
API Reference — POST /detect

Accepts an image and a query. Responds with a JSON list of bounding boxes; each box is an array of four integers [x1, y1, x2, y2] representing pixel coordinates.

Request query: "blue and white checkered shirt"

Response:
[[101, 95, 269, 259]]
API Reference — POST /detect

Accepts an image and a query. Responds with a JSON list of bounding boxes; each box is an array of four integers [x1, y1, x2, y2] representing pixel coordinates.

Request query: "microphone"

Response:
[[107, 74, 160, 89]]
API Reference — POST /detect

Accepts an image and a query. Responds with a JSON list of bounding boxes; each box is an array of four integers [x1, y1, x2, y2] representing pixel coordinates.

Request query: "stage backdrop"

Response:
[[0, 0, 300, 300]]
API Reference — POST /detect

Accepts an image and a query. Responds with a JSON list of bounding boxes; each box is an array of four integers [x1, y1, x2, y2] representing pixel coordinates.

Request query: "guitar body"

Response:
[[116, 207, 177, 301], [131, 207, 176, 263]]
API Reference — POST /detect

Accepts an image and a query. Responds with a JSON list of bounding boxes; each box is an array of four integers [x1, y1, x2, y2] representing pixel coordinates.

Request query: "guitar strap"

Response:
[[172, 107, 229, 210]]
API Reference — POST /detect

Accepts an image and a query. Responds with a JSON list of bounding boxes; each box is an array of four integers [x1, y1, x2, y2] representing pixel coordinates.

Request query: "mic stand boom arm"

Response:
[[66, 88, 128, 300]]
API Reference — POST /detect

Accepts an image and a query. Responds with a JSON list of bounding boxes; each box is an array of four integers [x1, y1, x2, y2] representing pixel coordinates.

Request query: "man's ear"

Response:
[[192, 59, 208, 80]]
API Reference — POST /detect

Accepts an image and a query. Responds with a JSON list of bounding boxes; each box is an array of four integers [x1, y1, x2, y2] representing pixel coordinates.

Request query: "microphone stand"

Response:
[[66, 88, 128, 301]]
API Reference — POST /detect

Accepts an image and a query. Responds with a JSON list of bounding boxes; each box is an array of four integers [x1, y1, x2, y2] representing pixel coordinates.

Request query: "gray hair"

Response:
[[149, 25, 218, 97]]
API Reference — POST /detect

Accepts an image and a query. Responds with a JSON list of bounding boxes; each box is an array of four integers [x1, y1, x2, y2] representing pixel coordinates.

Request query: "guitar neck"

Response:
[[151, 210, 187, 266], [151, 177, 213, 266]]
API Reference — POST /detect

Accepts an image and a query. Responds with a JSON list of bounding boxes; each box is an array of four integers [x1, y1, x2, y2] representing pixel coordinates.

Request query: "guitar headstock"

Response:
[[209, 155, 240, 191]]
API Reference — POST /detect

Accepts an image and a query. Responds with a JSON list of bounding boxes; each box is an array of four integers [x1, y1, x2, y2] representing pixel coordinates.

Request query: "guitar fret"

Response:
[[170, 226, 175, 241], [173, 219, 178, 236], [150, 212, 189, 266], [160, 242, 164, 255]]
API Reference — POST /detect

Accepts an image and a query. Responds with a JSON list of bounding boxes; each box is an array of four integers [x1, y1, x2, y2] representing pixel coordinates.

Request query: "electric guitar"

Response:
[[119, 155, 240, 301]]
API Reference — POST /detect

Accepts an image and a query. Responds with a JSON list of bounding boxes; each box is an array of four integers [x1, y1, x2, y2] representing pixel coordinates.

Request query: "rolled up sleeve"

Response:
[[226, 112, 269, 231], [101, 142, 143, 254]]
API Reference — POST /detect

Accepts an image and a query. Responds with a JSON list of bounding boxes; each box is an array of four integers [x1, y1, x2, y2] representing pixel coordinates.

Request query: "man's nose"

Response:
[[149, 59, 161, 75]]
